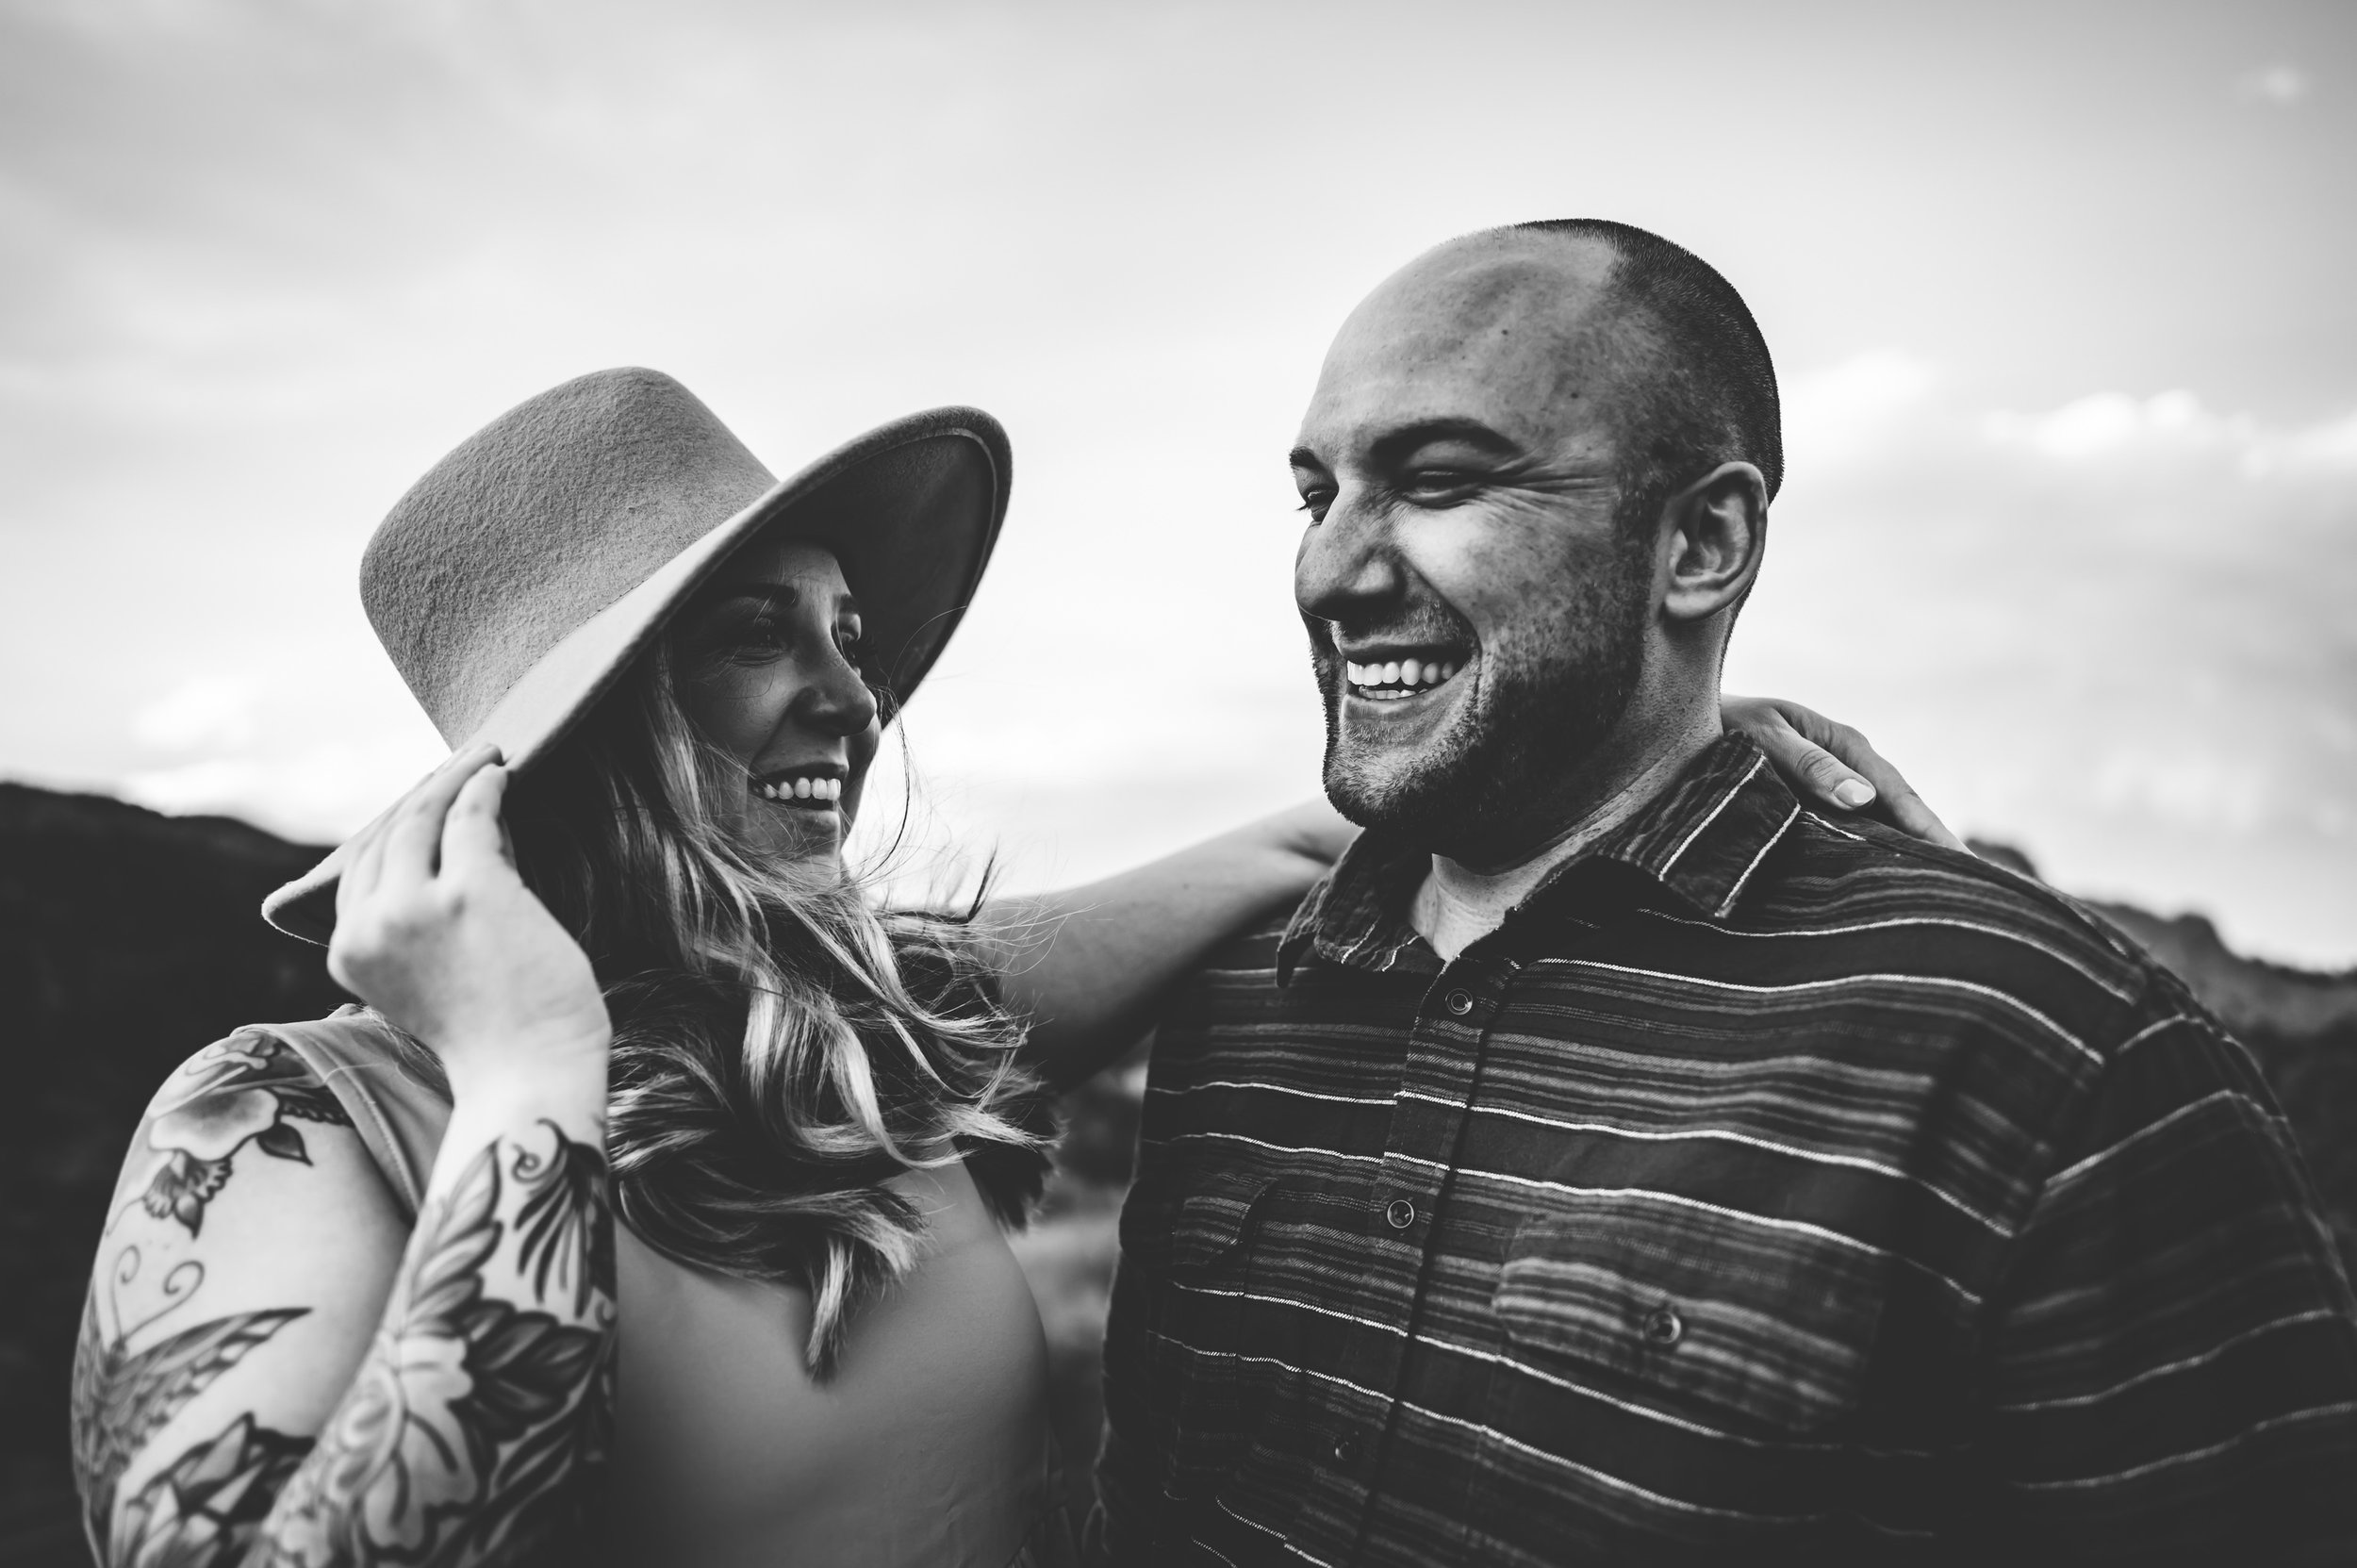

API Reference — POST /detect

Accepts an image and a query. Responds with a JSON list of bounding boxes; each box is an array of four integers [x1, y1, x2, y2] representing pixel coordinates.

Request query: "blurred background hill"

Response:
[[0, 785, 345, 1566], [6, 792, 2354, 1563]]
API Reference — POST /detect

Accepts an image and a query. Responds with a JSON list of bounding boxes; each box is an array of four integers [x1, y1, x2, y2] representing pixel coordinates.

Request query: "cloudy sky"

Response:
[[4, 0, 2352, 964]]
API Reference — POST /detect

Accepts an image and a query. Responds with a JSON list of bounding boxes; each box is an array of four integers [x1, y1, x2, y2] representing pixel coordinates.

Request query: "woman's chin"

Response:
[[745, 800, 848, 872]]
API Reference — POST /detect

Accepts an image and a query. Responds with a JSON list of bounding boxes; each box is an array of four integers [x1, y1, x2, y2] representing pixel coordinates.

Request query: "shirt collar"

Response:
[[1278, 731, 1803, 982]]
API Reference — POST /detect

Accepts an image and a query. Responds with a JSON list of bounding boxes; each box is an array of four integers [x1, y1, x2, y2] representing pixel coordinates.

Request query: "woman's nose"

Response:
[[793, 649, 881, 736]]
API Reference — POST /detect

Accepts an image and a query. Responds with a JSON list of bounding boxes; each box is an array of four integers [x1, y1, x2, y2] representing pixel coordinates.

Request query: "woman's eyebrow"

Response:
[[712, 581, 864, 621], [716, 581, 803, 606]]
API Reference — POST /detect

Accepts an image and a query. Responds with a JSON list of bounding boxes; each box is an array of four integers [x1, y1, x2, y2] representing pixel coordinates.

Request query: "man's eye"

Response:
[[1296, 488, 1335, 523], [1404, 469, 1477, 501]]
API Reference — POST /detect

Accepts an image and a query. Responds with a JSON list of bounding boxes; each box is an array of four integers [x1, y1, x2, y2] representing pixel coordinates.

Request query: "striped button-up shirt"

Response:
[[1094, 733, 2357, 1565]]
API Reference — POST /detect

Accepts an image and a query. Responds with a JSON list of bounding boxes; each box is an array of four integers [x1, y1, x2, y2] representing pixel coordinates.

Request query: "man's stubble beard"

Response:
[[1314, 542, 1652, 867]]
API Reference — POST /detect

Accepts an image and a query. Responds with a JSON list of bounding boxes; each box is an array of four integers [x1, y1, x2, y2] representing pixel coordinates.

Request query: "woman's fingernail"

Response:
[[1834, 779, 1875, 808]]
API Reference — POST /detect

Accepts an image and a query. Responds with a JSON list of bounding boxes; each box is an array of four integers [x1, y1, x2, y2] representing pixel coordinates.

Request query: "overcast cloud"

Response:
[[3, 0, 2351, 962]]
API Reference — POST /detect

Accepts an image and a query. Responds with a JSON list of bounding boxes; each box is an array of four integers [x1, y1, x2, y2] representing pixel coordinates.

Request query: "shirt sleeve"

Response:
[[1973, 971, 2357, 1562]]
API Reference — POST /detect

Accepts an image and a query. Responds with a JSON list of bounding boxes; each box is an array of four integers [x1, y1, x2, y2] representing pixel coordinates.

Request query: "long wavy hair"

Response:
[[499, 643, 1055, 1376]]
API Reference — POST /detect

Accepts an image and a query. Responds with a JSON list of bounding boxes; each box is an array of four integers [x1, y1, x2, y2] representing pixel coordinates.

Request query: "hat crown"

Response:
[[360, 368, 776, 743]]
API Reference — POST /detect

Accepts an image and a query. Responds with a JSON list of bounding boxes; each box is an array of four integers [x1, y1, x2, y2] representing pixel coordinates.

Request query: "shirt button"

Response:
[[1384, 1198, 1417, 1230], [1642, 1304, 1684, 1346], [1444, 989, 1475, 1015], [1331, 1434, 1360, 1466]]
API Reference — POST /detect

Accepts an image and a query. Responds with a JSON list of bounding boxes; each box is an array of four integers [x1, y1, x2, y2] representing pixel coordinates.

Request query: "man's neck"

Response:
[[1409, 710, 1720, 962]]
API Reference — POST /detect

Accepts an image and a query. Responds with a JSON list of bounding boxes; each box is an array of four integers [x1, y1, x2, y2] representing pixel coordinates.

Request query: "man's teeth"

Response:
[[755, 776, 844, 803], [1343, 657, 1460, 700]]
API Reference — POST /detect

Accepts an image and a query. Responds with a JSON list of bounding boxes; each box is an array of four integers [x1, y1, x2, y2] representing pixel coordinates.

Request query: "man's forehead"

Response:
[[1300, 233, 1633, 455], [1369, 232, 1621, 334]]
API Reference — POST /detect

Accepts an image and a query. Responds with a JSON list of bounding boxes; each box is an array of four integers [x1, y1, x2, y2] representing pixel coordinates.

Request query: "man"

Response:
[[1090, 220, 2357, 1563]]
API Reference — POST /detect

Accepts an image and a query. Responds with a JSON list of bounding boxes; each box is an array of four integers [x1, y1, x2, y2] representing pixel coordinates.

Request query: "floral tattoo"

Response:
[[138, 1034, 352, 1236]]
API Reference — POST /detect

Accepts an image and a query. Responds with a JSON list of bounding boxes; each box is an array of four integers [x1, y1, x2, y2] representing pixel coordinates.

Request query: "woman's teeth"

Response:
[[755, 775, 843, 804], [1344, 656, 1460, 701]]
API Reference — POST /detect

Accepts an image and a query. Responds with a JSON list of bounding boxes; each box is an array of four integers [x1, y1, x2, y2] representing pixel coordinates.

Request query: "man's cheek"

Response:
[[1309, 650, 1345, 703]]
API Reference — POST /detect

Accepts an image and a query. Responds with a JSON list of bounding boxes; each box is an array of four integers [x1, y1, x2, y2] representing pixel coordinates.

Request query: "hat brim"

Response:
[[262, 404, 1009, 945]]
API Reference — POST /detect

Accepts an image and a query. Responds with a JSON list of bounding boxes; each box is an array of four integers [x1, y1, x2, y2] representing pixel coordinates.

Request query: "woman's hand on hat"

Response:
[[329, 745, 612, 1098]]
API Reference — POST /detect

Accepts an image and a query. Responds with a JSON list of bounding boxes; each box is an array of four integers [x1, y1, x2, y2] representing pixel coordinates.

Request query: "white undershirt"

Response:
[[1409, 835, 1591, 962]]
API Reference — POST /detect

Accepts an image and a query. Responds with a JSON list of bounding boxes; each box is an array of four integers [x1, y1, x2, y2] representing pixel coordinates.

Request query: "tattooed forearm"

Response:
[[252, 1120, 616, 1567]]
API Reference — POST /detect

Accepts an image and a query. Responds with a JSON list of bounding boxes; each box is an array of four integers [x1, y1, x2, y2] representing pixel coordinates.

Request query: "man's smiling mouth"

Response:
[[1343, 651, 1464, 702]]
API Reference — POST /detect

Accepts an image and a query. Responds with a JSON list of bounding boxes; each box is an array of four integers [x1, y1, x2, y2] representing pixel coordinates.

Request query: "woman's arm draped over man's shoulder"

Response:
[[74, 751, 619, 1567], [987, 697, 1965, 1089], [983, 800, 1349, 1091]]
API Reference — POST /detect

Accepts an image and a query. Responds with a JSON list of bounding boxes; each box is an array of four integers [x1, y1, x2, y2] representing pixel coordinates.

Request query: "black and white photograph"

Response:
[[4, 2, 2353, 1563]]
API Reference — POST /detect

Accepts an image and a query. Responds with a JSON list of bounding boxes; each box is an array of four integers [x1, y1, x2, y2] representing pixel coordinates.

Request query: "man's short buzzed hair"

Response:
[[1511, 218, 1784, 520]]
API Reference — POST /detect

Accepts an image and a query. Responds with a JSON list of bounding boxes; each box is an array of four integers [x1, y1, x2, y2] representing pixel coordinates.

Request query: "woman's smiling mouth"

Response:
[[753, 770, 845, 807]]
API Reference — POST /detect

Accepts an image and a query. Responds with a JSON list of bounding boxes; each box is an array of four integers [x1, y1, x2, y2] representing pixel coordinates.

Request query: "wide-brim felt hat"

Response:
[[262, 367, 1011, 944]]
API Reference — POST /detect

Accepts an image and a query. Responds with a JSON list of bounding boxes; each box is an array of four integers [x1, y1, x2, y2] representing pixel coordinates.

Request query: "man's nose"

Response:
[[793, 650, 881, 737], [1295, 491, 1405, 623]]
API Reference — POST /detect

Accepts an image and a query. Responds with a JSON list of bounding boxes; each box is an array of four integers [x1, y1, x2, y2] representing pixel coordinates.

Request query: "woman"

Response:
[[71, 370, 1949, 1567]]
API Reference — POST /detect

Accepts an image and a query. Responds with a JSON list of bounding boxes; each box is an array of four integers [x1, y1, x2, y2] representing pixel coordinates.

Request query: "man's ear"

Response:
[[1659, 461, 1767, 625]]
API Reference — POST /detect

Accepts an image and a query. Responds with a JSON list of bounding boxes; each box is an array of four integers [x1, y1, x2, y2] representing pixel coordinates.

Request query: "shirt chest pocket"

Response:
[[1114, 1167, 1283, 1491], [1492, 1208, 1887, 1437], [1120, 1166, 1272, 1278]]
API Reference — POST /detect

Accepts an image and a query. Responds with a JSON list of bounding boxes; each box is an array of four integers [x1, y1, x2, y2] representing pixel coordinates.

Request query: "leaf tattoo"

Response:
[[254, 1122, 312, 1164], [511, 1124, 613, 1316], [273, 1079, 355, 1125]]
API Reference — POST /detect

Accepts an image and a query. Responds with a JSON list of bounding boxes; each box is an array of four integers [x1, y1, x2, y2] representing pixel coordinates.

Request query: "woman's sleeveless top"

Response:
[[263, 1005, 1078, 1568]]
